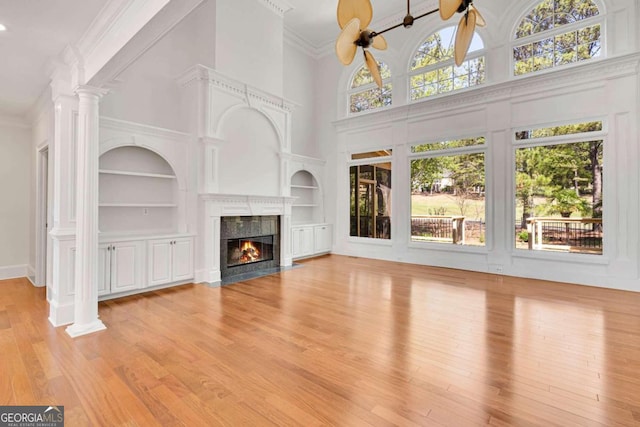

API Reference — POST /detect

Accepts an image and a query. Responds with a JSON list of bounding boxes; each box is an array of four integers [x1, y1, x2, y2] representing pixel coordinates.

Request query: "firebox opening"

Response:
[[227, 235, 274, 267]]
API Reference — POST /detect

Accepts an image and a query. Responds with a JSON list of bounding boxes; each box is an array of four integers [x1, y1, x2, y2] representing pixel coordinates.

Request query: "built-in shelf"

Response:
[[293, 204, 319, 207], [99, 203, 178, 208], [291, 184, 319, 190], [290, 170, 322, 224], [99, 169, 176, 179], [99, 145, 180, 234]]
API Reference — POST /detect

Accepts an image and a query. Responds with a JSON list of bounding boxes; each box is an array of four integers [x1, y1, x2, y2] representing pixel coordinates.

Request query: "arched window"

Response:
[[409, 26, 485, 101], [349, 61, 392, 114], [513, 0, 602, 76]]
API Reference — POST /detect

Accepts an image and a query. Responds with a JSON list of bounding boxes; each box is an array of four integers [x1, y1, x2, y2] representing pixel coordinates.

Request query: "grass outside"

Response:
[[411, 194, 485, 221]]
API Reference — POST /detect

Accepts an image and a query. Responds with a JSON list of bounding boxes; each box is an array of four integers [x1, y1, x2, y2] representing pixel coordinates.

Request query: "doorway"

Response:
[[35, 145, 49, 289]]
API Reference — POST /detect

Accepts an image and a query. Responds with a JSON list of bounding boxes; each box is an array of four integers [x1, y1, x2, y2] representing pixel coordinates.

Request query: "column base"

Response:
[[65, 319, 107, 338]]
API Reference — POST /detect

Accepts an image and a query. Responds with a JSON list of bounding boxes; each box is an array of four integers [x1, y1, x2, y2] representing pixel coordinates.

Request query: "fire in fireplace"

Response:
[[227, 235, 274, 267]]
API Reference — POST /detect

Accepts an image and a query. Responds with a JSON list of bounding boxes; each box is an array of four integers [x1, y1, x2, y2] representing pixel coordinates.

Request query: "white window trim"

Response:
[[511, 4, 605, 78], [510, 121, 607, 257], [347, 62, 393, 116], [408, 28, 486, 103], [408, 137, 489, 249]]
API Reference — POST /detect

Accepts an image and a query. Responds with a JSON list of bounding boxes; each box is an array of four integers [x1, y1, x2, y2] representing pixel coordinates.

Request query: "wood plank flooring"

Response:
[[2, 254, 640, 426]]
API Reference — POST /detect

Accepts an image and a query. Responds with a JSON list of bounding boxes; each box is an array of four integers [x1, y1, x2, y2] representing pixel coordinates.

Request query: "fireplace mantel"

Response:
[[197, 193, 294, 284], [200, 193, 296, 217]]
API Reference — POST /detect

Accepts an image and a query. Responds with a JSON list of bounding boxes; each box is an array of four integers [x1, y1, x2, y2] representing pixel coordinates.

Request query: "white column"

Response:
[[66, 86, 108, 338], [48, 93, 79, 327]]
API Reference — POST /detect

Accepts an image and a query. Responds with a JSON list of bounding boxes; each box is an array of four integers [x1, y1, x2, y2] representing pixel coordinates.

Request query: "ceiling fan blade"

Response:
[[371, 33, 387, 51], [470, 5, 486, 27], [364, 50, 383, 88], [337, 0, 373, 30], [335, 18, 361, 65], [440, 0, 463, 21], [454, 11, 477, 66]]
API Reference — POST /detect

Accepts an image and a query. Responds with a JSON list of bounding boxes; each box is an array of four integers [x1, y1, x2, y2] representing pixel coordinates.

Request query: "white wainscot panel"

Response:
[[407, 108, 486, 142]]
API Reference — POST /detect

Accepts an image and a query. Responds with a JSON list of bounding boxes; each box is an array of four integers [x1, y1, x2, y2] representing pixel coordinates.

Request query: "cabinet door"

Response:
[[111, 241, 143, 293], [98, 244, 111, 296], [148, 239, 173, 287], [172, 238, 194, 282], [291, 227, 303, 258], [314, 224, 332, 254], [300, 227, 314, 257]]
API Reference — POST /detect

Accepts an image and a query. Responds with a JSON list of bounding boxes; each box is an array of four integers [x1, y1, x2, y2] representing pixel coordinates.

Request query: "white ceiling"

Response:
[[284, 0, 435, 50], [0, 0, 105, 117], [0, 0, 435, 118]]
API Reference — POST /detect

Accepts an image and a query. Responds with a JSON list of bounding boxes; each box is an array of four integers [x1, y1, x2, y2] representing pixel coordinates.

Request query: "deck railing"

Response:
[[526, 217, 603, 252], [411, 216, 466, 244]]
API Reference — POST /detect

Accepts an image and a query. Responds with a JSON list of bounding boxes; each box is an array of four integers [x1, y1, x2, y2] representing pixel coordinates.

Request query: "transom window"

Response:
[[513, 0, 602, 76], [410, 26, 485, 101], [349, 61, 392, 114]]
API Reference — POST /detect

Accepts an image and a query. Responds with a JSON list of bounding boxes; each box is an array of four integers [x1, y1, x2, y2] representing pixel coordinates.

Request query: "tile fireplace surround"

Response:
[[198, 194, 295, 284]]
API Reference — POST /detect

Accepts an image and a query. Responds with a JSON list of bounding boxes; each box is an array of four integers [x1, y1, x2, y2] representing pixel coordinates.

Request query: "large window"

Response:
[[410, 26, 485, 101], [410, 137, 486, 246], [513, 0, 601, 76], [349, 61, 392, 114], [350, 150, 392, 239], [514, 121, 604, 254]]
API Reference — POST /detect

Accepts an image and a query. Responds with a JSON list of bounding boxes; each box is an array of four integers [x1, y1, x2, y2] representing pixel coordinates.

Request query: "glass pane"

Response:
[[412, 137, 486, 153], [350, 84, 393, 113], [350, 163, 392, 239], [351, 150, 393, 160], [410, 153, 486, 246], [351, 62, 392, 88], [515, 0, 599, 39], [514, 140, 603, 255], [515, 121, 602, 140]]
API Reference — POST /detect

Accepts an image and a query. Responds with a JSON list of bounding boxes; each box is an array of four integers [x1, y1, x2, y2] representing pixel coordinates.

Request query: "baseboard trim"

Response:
[[0, 264, 28, 280]]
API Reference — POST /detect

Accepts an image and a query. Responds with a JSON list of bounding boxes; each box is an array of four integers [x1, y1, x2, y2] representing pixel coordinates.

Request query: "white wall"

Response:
[[283, 42, 317, 157], [100, 0, 216, 132], [214, 0, 284, 96], [315, 0, 640, 291], [0, 119, 32, 277]]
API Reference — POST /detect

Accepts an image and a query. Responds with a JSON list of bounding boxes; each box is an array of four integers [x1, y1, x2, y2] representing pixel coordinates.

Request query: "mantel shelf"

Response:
[[99, 203, 178, 208], [99, 169, 176, 179]]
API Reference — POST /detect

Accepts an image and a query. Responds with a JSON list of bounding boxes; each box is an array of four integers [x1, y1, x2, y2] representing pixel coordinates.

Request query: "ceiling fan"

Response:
[[336, 0, 486, 88]]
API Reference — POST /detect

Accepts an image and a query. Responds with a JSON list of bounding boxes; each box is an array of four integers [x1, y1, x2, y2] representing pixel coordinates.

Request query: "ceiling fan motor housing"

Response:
[[356, 30, 375, 48], [458, 0, 471, 13]]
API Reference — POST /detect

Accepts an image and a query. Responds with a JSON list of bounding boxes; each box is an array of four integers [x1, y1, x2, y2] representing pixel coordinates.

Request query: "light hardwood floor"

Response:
[[1, 254, 640, 426]]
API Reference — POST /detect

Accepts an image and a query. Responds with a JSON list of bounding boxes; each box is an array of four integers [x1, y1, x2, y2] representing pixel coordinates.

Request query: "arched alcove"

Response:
[[99, 146, 179, 234], [290, 169, 322, 224]]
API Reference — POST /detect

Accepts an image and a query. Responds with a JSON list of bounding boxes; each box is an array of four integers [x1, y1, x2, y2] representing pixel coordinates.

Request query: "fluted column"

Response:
[[66, 85, 108, 338]]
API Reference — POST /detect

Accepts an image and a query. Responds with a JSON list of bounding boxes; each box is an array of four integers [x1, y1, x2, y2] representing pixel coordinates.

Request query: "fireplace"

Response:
[[220, 215, 280, 279], [227, 235, 274, 267]]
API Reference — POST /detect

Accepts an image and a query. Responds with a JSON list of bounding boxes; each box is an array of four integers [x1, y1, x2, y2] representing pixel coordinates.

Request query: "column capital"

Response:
[[75, 85, 109, 99]]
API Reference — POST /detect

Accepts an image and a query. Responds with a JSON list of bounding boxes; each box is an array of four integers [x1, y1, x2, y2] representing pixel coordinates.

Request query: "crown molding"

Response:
[[333, 52, 640, 133], [258, 0, 292, 17], [283, 27, 323, 59], [177, 65, 299, 112], [100, 116, 192, 140]]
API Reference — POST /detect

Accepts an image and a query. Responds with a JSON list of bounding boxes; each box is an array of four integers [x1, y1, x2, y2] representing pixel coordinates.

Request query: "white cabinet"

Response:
[[292, 224, 332, 259], [148, 237, 194, 286], [292, 226, 314, 258], [98, 240, 144, 296], [314, 224, 332, 253]]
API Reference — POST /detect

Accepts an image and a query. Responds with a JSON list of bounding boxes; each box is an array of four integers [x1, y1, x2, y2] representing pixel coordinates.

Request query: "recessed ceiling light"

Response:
[[0, 24, 6, 31]]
